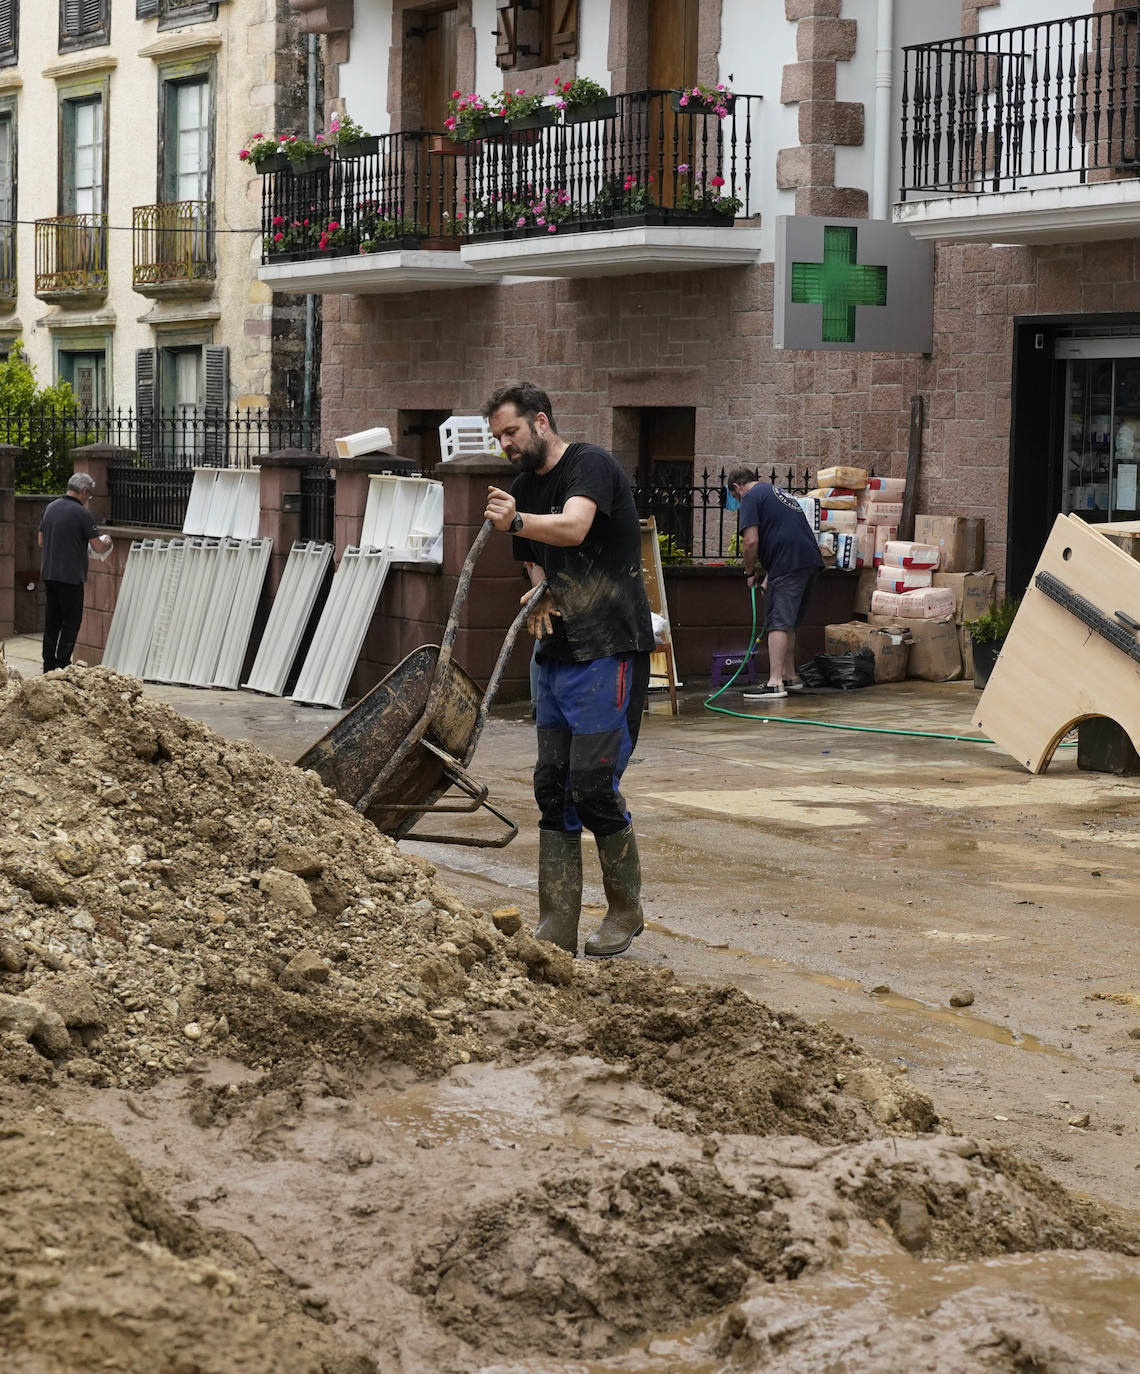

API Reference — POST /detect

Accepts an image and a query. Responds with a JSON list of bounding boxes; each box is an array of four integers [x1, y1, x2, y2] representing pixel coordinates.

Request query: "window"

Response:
[[58, 349, 107, 409], [62, 96, 104, 216], [163, 77, 210, 204], [136, 342, 229, 465], [495, 0, 577, 71], [0, 0, 18, 67], [0, 108, 14, 299], [137, 0, 220, 24], [60, 0, 109, 52]]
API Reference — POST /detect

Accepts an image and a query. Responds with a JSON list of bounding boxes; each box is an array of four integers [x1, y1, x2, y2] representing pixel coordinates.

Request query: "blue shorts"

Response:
[[534, 653, 650, 837], [764, 566, 819, 632]]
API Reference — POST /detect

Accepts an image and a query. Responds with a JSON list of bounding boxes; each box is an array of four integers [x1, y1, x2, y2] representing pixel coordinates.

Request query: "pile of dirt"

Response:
[[1, 663, 1138, 1374]]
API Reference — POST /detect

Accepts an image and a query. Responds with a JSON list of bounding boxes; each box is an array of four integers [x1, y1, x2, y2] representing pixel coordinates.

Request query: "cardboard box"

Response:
[[825, 620, 910, 683], [853, 567, 877, 616], [958, 624, 975, 680], [932, 571, 997, 624], [914, 515, 985, 573], [869, 612, 962, 681]]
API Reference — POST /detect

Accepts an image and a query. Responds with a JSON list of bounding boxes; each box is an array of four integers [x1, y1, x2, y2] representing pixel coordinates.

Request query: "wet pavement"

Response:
[[5, 632, 1138, 1215]]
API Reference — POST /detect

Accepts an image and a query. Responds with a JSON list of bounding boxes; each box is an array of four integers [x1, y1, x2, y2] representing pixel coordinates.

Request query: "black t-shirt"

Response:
[[738, 483, 823, 578], [40, 494, 100, 584], [511, 442, 654, 663]]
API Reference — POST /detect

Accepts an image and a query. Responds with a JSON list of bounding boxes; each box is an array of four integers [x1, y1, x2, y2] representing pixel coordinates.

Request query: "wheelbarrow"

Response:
[[295, 519, 542, 847]]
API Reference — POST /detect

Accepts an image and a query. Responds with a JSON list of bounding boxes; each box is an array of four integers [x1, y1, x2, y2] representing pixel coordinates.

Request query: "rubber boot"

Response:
[[584, 825, 645, 958], [534, 829, 583, 955]]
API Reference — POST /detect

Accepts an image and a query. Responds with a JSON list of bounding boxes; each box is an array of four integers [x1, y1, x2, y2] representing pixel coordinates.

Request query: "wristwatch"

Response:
[[509, 513, 524, 533]]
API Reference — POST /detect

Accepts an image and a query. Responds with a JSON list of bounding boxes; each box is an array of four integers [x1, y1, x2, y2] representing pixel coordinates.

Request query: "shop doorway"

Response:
[[636, 406, 696, 559]]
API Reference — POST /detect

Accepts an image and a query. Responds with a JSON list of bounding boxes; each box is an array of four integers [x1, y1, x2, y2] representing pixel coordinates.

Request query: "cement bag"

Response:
[[834, 531, 858, 571], [819, 508, 857, 532], [816, 530, 836, 563], [816, 465, 868, 490], [855, 522, 875, 569], [806, 487, 858, 509], [798, 648, 875, 691], [870, 589, 905, 617], [866, 476, 907, 499], [873, 523, 898, 565], [876, 566, 933, 592], [894, 586, 957, 619], [862, 501, 904, 527], [882, 540, 939, 570], [797, 496, 821, 531]]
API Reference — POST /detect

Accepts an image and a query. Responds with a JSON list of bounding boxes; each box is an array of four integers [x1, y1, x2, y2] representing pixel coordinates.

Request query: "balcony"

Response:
[[0, 224, 15, 306], [35, 214, 108, 305], [896, 6, 1140, 243], [132, 201, 216, 299], [257, 91, 762, 294]]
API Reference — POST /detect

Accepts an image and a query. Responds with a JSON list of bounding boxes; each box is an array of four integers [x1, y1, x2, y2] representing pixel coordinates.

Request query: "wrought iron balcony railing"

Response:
[[902, 6, 1140, 197], [0, 222, 14, 301], [132, 200, 216, 296], [34, 214, 108, 300], [259, 91, 758, 265]]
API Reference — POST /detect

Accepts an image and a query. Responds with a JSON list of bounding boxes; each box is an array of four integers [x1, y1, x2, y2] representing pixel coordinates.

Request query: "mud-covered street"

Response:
[[2, 637, 1138, 1372]]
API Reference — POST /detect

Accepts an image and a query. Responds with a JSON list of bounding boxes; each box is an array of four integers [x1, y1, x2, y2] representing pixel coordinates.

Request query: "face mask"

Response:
[[725, 485, 740, 512]]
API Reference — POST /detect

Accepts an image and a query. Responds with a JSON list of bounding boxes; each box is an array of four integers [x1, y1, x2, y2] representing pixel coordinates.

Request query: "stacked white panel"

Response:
[[361, 475, 444, 563], [163, 538, 225, 684], [183, 468, 261, 539], [212, 539, 273, 689], [142, 540, 189, 681], [244, 541, 334, 696], [102, 539, 166, 677], [291, 547, 391, 708]]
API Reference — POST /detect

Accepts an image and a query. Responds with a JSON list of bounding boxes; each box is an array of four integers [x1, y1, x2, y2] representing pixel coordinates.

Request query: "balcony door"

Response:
[[163, 77, 210, 266], [647, 0, 699, 209], [418, 5, 457, 132], [64, 96, 103, 216], [0, 113, 13, 297]]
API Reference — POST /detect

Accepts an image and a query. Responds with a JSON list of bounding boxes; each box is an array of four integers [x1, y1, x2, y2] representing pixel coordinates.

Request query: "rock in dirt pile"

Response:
[[2, 663, 1139, 1374]]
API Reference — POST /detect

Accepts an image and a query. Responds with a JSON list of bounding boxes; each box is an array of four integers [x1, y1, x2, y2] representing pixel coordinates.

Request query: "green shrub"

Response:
[[965, 595, 1021, 644], [0, 343, 88, 494]]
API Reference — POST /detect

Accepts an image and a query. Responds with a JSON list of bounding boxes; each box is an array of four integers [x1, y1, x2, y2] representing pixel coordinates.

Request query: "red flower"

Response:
[[272, 215, 285, 226], [710, 176, 725, 188], [239, 149, 250, 161]]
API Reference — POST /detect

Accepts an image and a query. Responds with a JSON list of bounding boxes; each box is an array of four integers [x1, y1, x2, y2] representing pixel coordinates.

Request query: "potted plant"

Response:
[[964, 595, 1021, 688], [328, 110, 379, 159], [239, 133, 288, 175], [674, 168, 742, 223], [444, 90, 507, 142], [496, 88, 557, 132], [356, 208, 426, 253], [552, 76, 618, 124], [282, 135, 332, 175], [264, 214, 313, 260], [672, 82, 736, 117]]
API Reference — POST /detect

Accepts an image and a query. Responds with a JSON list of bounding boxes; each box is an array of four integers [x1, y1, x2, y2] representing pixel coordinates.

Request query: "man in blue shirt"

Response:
[[727, 466, 823, 699], [38, 472, 112, 673]]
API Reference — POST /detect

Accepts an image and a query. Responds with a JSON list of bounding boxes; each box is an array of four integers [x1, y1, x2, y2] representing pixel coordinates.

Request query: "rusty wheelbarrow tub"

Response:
[[295, 520, 541, 848]]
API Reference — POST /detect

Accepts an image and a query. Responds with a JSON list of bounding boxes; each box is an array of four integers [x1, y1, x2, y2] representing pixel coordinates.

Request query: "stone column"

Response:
[[69, 444, 135, 666], [0, 443, 21, 640], [436, 452, 531, 696], [258, 447, 329, 594]]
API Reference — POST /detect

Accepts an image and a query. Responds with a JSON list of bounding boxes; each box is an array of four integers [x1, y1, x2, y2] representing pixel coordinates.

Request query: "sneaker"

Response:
[[784, 678, 806, 692], [743, 682, 788, 700]]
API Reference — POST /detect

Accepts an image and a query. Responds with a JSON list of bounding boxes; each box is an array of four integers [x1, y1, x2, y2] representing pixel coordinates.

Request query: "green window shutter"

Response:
[[0, 0, 16, 56], [135, 348, 158, 465], [202, 344, 229, 466], [136, 0, 159, 16]]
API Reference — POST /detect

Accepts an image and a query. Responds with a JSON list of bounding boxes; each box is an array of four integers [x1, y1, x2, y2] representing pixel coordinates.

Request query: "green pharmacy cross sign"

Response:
[[790, 225, 888, 344]]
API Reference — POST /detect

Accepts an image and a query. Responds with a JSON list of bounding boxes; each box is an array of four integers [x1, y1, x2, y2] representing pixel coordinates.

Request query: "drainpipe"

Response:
[[302, 32, 318, 447], [872, 0, 894, 220]]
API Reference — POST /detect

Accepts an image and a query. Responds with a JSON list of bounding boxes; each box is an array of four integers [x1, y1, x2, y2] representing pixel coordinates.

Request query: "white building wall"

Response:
[[338, 1, 393, 135], [3, 0, 288, 411]]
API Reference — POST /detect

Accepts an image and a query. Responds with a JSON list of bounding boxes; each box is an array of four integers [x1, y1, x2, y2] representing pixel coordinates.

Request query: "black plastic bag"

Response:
[[796, 648, 875, 691]]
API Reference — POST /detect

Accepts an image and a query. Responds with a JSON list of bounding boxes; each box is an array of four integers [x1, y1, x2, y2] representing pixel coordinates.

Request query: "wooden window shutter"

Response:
[[136, 0, 160, 17], [552, 0, 578, 60], [495, 0, 518, 69], [62, 0, 82, 35], [0, 0, 15, 55], [82, 0, 105, 29], [202, 345, 230, 466], [135, 348, 158, 466]]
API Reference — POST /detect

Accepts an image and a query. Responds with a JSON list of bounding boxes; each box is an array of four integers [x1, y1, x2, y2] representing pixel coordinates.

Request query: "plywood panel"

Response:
[[972, 513, 1140, 773]]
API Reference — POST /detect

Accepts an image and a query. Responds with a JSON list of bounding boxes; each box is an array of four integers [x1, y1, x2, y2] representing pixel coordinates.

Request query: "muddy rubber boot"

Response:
[[534, 829, 583, 955], [584, 825, 645, 958]]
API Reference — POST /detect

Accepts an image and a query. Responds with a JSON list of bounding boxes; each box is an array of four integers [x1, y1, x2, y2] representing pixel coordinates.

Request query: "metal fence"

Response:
[[901, 7, 1140, 196], [300, 463, 335, 543], [633, 466, 820, 562]]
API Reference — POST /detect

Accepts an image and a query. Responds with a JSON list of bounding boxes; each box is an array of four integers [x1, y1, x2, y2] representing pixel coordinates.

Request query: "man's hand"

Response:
[[485, 486, 517, 532], [522, 587, 560, 640]]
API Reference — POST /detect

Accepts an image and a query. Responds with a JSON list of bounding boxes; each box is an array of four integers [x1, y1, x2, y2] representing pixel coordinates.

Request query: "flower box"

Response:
[[255, 153, 289, 174], [613, 208, 670, 228], [429, 134, 467, 156], [290, 154, 332, 175], [480, 116, 509, 136], [564, 96, 619, 125], [671, 93, 736, 116], [506, 107, 558, 132], [363, 235, 423, 253], [337, 135, 380, 159]]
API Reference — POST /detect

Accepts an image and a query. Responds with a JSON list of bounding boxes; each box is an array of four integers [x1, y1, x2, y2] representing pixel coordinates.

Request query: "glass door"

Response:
[[1059, 341, 1140, 522]]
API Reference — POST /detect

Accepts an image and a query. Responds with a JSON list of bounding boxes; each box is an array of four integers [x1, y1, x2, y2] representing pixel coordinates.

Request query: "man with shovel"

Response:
[[483, 382, 655, 958]]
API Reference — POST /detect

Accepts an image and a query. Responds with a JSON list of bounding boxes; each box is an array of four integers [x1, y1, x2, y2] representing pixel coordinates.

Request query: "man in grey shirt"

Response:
[[38, 472, 112, 673]]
